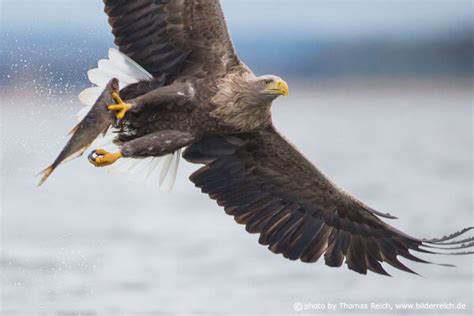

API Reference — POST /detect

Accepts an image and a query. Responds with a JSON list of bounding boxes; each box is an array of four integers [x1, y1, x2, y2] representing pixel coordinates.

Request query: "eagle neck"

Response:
[[210, 68, 272, 132]]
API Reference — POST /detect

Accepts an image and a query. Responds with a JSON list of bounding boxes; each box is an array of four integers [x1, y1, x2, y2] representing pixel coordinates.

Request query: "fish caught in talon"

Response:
[[88, 149, 122, 167], [38, 78, 118, 185], [108, 92, 133, 120]]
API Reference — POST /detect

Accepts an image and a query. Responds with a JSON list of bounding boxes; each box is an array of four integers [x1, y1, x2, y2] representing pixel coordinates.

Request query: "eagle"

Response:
[[42, 0, 473, 276]]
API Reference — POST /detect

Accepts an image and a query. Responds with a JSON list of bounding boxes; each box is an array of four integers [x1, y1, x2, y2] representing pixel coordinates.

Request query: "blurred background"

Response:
[[1, 0, 473, 315], [1, 0, 473, 85]]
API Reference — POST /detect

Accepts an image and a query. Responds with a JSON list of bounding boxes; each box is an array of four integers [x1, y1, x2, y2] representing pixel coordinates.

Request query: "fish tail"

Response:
[[38, 145, 91, 186], [37, 165, 56, 186]]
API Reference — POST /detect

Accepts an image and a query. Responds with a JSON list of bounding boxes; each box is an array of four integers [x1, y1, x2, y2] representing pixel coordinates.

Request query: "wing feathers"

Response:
[[104, 0, 239, 79], [184, 127, 473, 275]]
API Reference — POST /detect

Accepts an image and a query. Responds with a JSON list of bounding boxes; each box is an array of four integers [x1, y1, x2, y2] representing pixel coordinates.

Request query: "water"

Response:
[[0, 80, 472, 315]]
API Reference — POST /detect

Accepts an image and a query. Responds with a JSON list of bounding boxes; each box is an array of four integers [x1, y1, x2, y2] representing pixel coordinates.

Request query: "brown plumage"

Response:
[[183, 127, 473, 276], [45, 0, 474, 276], [104, 0, 277, 142]]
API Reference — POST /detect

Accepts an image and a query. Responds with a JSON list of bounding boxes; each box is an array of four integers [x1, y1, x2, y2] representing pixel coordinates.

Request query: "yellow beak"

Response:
[[268, 79, 289, 96]]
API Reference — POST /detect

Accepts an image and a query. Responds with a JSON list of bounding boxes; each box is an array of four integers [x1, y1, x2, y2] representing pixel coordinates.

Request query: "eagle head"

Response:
[[252, 75, 289, 101], [211, 73, 289, 131]]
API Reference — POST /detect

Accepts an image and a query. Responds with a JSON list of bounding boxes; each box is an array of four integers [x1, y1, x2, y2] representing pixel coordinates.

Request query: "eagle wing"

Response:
[[104, 0, 239, 81], [183, 126, 473, 275]]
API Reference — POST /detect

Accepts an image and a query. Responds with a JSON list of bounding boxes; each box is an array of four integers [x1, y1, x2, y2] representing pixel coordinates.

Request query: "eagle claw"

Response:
[[88, 149, 122, 167], [108, 92, 133, 120]]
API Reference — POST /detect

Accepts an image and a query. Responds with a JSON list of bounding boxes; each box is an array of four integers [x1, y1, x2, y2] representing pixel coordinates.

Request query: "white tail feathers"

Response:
[[85, 48, 152, 91], [162, 149, 181, 192], [78, 87, 103, 107], [105, 151, 181, 192], [78, 48, 180, 191], [107, 48, 153, 81]]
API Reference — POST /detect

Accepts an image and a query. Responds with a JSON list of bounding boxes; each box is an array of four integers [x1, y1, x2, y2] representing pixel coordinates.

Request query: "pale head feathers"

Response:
[[211, 70, 288, 132]]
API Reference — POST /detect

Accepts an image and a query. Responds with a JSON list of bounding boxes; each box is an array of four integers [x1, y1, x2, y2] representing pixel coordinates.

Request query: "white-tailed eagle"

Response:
[[40, 0, 473, 276]]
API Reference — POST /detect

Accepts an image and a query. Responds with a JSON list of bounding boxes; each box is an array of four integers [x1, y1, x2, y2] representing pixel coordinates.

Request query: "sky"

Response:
[[1, 0, 472, 40], [1, 0, 472, 83]]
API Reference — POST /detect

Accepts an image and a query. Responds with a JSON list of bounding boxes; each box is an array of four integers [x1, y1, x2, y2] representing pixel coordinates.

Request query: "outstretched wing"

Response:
[[104, 0, 240, 80], [183, 126, 473, 276]]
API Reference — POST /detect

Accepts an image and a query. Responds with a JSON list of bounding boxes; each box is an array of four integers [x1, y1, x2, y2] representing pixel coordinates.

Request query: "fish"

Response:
[[38, 78, 119, 186]]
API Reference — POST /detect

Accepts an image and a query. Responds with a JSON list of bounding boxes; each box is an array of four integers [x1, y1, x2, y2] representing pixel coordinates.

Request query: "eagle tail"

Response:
[[105, 149, 181, 192], [77, 48, 180, 191]]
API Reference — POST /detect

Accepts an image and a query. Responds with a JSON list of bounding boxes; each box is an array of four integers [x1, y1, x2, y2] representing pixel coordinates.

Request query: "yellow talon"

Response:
[[88, 149, 122, 167], [108, 92, 133, 120]]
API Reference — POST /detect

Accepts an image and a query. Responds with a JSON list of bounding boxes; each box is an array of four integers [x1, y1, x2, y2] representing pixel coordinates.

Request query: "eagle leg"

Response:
[[108, 92, 133, 120], [88, 149, 122, 167], [120, 130, 196, 158], [109, 82, 195, 120]]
